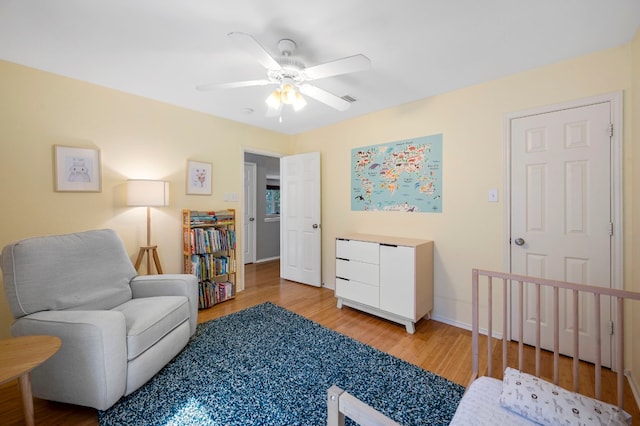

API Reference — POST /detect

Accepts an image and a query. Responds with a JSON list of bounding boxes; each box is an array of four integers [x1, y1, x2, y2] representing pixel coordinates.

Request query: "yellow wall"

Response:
[[0, 60, 292, 336], [1, 34, 638, 389]]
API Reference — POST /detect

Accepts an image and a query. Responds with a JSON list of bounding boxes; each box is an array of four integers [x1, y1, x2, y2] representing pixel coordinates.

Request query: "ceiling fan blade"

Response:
[[196, 79, 271, 91], [299, 84, 351, 111], [228, 32, 281, 71], [303, 54, 370, 80]]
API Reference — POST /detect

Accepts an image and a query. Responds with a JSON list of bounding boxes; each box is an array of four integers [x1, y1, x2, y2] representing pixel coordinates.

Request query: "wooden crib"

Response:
[[327, 269, 640, 425], [450, 269, 640, 425]]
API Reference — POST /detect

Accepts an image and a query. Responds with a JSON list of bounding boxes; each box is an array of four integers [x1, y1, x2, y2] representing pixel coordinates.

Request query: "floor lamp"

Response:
[[127, 179, 170, 274]]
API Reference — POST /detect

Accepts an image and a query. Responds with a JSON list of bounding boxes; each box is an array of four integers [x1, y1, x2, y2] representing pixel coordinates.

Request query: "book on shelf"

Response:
[[187, 228, 236, 254], [184, 208, 236, 309], [190, 254, 234, 279], [197, 280, 235, 309], [187, 209, 235, 226]]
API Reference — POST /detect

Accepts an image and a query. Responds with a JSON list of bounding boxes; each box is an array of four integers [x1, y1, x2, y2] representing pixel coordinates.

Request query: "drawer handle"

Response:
[[336, 276, 350, 281], [380, 243, 398, 247], [336, 257, 350, 261]]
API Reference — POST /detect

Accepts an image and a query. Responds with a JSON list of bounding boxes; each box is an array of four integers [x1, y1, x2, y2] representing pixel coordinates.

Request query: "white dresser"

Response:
[[335, 233, 434, 334]]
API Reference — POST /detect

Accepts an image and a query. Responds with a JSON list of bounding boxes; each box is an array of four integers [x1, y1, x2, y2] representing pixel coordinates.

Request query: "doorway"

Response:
[[243, 152, 282, 267], [506, 92, 623, 367]]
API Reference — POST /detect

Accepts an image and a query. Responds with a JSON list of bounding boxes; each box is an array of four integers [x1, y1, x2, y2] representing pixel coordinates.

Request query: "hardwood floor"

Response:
[[1, 260, 638, 424]]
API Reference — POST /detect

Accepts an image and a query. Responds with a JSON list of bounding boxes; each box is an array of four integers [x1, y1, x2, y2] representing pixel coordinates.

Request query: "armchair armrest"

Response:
[[130, 274, 198, 335], [10, 310, 127, 410]]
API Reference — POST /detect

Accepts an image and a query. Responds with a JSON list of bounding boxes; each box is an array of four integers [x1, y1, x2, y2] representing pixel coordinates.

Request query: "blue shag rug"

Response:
[[98, 302, 465, 425]]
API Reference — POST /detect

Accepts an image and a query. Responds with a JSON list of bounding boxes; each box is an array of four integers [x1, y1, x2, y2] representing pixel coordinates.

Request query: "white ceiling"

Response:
[[1, 1, 639, 135]]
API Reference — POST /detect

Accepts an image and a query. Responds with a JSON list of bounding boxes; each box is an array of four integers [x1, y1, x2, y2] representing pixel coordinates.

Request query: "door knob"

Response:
[[312, 224, 319, 229], [249, 217, 255, 221], [514, 238, 525, 246]]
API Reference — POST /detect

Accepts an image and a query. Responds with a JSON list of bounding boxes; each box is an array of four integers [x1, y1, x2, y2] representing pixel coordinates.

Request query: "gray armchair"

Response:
[[1, 229, 198, 410]]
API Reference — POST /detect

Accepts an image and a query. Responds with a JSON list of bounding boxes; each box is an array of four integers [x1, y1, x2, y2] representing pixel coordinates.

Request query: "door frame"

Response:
[[241, 147, 283, 288], [502, 91, 623, 366], [243, 161, 257, 265]]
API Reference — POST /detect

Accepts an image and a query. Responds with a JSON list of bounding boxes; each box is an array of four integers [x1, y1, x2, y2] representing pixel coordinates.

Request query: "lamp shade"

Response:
[[127, 180, 170, 207]]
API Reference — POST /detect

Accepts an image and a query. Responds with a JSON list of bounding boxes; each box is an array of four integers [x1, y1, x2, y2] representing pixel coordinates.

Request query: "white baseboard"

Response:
[[430, 314, 503, 340], [255, 256, 279, 264], [431, 314, 471, 331]]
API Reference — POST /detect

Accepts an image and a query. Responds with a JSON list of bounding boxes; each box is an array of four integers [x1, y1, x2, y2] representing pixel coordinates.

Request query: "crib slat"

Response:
[[573, 289, 580, 392], [616, 297, 624, 408], [553, 286, 559, 384], [502, 278, 508, 374], [487, 277, 493, 377], [471, 269, 479, 384], [518, 280, 524, 372], [594, 293, 601, 399], [535, 283, 541, 377]]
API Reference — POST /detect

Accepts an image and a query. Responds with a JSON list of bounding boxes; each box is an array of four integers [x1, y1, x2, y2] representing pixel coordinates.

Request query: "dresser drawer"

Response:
[[336, 258, 379, 286], [335, 277, 379, 308], [336, 239, 379, 264]]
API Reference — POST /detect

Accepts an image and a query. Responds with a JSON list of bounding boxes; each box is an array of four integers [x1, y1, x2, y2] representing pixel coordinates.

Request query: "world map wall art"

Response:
[[351, 134, 442, 213]]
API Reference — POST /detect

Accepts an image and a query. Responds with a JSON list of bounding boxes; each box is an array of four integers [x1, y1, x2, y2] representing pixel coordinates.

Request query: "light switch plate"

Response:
[[488, 189, 499, 202], [224, 192, 239, 202]]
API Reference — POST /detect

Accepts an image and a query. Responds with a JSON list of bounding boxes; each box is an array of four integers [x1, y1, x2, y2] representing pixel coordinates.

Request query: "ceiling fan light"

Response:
[[281, 83, 297, 105], [265, 89, 281, 109], [293, 92, 307, 111]]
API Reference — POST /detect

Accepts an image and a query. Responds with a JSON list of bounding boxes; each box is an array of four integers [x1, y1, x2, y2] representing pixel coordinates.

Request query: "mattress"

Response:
[[449, 376, 534, 425]]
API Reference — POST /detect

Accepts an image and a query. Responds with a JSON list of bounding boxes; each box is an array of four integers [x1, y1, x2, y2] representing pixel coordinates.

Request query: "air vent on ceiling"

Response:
[[341, 94, 357, 103]]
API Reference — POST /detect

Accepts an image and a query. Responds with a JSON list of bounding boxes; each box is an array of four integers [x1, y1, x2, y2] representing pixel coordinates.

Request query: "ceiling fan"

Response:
[[196, 32, 371, 115]]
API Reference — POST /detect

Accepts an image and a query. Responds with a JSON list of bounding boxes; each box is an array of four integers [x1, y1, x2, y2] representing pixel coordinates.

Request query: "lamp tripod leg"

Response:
[[133, 246, 163, 274], [134, 247, 146, 271], [151, 247, 164, 274]]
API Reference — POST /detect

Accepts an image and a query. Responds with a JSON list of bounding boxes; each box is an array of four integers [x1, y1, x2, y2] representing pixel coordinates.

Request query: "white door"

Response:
[[243, 162, 256, 264], [510, 101, 613, 366], [280, 152, 321, 286]]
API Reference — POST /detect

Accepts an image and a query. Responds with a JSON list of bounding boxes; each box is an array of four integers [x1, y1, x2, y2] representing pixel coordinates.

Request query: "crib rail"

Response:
[[327, 385, 401, 426], [471, 268, 640, 409]]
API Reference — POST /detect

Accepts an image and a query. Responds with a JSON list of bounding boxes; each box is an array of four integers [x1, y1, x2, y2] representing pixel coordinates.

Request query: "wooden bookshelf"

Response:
[[182, 209, 237, 309]]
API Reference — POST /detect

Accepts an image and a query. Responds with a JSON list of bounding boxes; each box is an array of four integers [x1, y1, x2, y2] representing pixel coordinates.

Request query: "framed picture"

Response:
[[53, 145, 101, 192], [186, 160, 212, 195]]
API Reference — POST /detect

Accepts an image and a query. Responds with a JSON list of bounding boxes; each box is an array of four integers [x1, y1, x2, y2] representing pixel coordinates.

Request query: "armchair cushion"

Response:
[[111, 296, 190, 360], [130, 274, 198, 335], [2, 229, 136, 318]]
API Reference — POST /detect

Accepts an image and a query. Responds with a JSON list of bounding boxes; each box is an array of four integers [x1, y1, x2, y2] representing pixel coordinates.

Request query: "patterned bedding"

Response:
[[450, 373, 632, 426], [449, 376, 533, 425]]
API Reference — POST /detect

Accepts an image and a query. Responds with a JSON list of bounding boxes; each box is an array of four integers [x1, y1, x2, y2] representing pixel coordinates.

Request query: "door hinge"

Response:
[[608, 123, 614, 138], [609, 222, 614, 236], [610, 321, 614, 336]]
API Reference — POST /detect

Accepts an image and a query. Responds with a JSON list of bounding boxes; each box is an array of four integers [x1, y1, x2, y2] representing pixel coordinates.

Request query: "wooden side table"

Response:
[[0, 335, 62, 426]]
